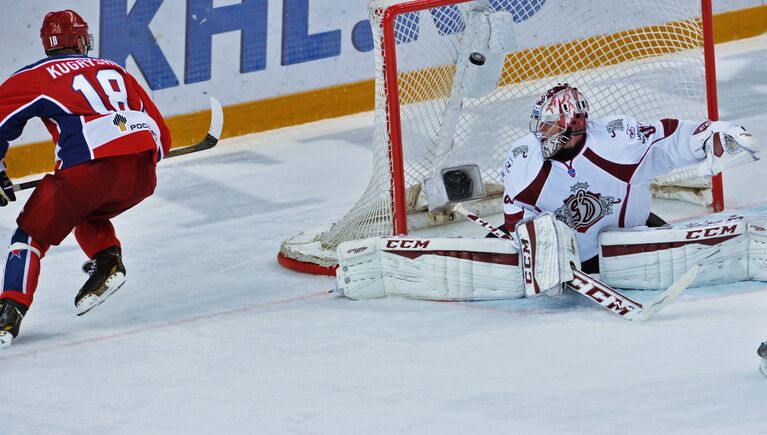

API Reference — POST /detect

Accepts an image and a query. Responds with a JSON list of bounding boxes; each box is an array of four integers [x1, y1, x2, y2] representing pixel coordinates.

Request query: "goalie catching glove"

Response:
[[693, 121, 758, 177]]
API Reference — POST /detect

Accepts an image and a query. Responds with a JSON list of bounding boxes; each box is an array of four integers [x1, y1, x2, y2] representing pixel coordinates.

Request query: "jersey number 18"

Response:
[[72, 69, 128, 113]]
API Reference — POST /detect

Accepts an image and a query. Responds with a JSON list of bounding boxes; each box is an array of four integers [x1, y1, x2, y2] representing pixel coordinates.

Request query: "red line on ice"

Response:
[[0, 290, 329, 362]]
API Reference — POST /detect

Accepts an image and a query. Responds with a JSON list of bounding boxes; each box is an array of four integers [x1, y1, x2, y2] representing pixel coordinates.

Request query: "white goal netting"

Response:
[[279, 0, 715, 272]]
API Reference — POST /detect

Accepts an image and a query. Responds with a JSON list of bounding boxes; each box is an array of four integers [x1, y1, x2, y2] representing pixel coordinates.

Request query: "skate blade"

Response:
[[75, 273, 126, 316], [0, 331, 12, 349], [761, 359, 767, 379]]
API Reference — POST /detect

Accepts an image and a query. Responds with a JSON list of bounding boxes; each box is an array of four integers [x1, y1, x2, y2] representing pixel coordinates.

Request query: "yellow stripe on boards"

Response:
[[5, 4, 767, 179], [713, 4, 767, 42], [6, 80, 375, 178]]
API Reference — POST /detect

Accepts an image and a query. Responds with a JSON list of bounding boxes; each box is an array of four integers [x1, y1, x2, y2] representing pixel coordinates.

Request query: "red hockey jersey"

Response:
[[0, 54, 171, 170]]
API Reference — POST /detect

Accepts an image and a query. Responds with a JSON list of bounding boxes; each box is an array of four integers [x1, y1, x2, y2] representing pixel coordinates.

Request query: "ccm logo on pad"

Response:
[[685, 224, 738, 239], [520, 239, 534, 285], [384, 240, 430, 249]]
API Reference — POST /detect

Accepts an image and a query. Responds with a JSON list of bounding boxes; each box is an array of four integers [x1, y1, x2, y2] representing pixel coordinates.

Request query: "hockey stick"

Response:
[[162, 96, 223, 158], [12, 96, 224, 192], [453, 203, 699, 321]]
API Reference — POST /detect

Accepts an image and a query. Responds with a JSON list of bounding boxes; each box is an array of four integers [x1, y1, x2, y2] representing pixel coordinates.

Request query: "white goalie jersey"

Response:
[[501, 115, 706, 261]]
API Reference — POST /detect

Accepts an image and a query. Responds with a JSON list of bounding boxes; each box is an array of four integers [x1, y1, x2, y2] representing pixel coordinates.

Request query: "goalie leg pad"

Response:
[[336, 237, 523, 301], [747, 217, 767, 281], [515, 213, 580, 297], [599, 215, 754, 289], [336, 238, 386, 300]]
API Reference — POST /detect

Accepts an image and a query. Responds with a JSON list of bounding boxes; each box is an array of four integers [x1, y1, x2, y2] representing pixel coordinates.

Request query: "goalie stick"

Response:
[[452, 203, 699, 321], [12, 96, 224, 192]]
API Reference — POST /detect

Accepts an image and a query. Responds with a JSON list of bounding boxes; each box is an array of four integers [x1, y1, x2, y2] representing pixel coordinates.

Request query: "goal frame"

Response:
[[277, 0, 723, 276], [382, 0, 722, 239]]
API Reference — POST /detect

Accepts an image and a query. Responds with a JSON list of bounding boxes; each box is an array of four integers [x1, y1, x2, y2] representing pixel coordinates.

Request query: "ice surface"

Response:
[[1, 35, 767, 434]]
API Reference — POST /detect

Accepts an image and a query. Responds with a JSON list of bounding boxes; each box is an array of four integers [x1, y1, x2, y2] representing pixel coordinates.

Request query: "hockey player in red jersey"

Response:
[[0, 10, 172, 347], [500, 83, 758, 275]]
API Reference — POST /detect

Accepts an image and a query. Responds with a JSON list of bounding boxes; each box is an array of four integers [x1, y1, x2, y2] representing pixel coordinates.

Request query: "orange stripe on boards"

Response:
[[6, 80, 374, 178], [713, 4, 767, 43]]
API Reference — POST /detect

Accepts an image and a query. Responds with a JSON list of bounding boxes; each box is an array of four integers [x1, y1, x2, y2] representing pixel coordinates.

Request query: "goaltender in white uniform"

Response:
[[336, 83, 763, 301]]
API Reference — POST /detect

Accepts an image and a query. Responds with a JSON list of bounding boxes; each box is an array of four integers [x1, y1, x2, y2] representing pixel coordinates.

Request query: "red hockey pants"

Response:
[[1, 152, 156, 307]]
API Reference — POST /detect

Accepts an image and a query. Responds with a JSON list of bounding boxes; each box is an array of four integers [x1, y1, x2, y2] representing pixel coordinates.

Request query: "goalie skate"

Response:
[[75, 247, 126, 316]]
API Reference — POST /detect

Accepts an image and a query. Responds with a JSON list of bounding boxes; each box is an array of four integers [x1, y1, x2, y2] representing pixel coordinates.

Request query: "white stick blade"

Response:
[[208, 97, 224, 140], [639, 265, 700, 321]]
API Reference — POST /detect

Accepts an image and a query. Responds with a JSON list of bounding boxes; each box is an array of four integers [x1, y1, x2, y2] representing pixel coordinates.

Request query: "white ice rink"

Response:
[[2, 35, 767, 434]]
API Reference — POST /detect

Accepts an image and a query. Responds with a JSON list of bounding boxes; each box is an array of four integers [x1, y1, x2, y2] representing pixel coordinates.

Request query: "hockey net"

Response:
[[278, 0, 720, 275]]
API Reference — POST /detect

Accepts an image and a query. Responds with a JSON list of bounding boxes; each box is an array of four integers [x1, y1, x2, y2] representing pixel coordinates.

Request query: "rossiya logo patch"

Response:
[[112, 113, 128, 132]]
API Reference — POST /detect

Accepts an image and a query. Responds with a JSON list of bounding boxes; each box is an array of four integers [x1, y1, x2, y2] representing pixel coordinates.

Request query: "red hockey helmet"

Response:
[[40, 10, 93, 53], [529, 83, 589, 158]]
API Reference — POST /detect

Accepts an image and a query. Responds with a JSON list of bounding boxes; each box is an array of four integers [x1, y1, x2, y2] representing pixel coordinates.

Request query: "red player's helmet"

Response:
[[529, 83, 589, 158], [40, 10, 93, 53]]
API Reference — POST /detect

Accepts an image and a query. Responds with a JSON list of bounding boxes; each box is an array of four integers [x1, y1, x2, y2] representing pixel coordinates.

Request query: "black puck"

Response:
[[469, 52, 486, 66]]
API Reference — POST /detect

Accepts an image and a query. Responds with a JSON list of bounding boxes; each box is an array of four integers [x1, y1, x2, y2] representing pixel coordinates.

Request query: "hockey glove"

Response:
[[694, 121, 758, 177], [0, 171, 16, 206], [515, 213, 580, 298]]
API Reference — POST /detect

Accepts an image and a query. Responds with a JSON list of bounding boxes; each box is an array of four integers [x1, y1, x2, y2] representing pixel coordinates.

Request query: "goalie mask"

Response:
[[529, 83, 589, 158], [40, 10, 93, 54]]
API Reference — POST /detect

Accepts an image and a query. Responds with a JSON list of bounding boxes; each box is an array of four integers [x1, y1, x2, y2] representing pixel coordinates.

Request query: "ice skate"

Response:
[[82, 259, 95, 275], [75, 246, 126, 316], [0, 299, 26, 349], [759, 341, 767, 378]]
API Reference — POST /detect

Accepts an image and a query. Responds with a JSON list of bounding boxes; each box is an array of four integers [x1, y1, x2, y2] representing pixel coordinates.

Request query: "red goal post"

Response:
[[701, 0, 723, 211], [278, 0, 722, 275]]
